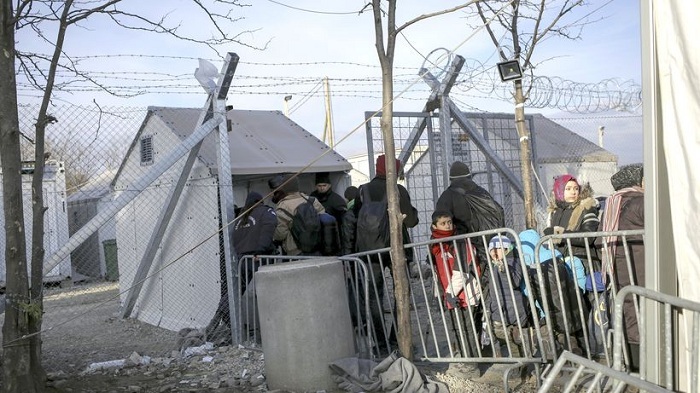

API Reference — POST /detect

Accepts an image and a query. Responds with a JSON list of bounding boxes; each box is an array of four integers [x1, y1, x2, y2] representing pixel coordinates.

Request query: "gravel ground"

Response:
[[1, 281, 544, 392]]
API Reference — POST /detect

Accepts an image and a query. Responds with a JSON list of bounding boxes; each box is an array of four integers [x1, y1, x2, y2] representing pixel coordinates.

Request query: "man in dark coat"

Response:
[[347, 154, 419, 354], [310, 172, 347, 240], [435, 161, 478, 235], [435, 161, 503, 270]]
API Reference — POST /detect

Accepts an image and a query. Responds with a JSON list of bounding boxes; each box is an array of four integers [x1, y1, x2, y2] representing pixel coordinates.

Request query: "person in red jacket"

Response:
[[430, 211, 481, 309], [429, 210, 481, 378]]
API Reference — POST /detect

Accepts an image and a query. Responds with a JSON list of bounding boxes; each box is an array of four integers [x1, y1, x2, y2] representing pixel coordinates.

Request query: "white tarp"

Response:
[[654, 2, 700, 303], [651, 1, 700, 390]]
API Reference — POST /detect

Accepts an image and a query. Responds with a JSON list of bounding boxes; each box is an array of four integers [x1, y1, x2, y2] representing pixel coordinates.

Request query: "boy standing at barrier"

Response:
[[485, 235, 528, 358], [429, 210, 481, 378]]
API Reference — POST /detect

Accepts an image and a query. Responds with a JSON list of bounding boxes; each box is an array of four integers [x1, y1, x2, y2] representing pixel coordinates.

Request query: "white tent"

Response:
[[643, 1, 700, 389]]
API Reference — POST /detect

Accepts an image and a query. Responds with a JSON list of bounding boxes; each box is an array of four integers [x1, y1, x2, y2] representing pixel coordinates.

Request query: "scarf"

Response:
[[600, 186, 643, 282]]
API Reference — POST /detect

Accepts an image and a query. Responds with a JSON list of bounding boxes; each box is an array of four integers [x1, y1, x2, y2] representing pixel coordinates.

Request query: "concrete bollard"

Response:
[[256, 258, 356, 392]]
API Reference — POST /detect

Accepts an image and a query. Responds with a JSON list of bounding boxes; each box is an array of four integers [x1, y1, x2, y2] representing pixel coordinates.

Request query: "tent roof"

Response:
[[143, 107, 351, 175]]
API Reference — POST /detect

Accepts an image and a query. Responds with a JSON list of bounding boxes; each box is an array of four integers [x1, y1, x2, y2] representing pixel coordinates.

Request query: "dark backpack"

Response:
[[355, 186, 390, 251], [319, 213, 340, 256], [282, 196, 322, 254], [453, 186, 505, 232]]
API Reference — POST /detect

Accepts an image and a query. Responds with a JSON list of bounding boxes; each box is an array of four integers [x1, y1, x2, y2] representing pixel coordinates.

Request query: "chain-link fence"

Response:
[[363, 110, 643, 246], [0, 102, 643, 379]]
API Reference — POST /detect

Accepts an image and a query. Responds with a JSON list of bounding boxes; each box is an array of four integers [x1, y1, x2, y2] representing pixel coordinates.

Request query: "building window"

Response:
[[140, 135, 154, 166]]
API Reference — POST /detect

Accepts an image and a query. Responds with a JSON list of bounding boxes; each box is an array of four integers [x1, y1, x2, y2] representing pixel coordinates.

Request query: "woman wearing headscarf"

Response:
[[543, 174, 600, 262]]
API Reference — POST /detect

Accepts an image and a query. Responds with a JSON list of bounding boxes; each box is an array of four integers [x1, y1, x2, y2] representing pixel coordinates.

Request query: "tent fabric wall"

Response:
[[650, 1, 700, 390], [654, 1, 700, 303]]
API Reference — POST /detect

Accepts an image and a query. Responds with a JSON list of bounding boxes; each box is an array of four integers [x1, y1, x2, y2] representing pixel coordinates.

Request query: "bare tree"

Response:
[[369, 0, 476, 361], [1, 1, 263, 390], [475, 0, 591, 228]]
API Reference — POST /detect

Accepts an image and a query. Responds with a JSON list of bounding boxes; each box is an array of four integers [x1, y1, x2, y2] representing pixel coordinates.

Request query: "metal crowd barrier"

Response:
[[539, 285, 700, 392], [234, 255, 371, 355], [538, 350, 673, 393], [227, 228, 650, 392]]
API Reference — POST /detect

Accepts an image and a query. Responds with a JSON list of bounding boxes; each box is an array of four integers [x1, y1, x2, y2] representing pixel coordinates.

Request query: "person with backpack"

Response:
[[435, 161, 504, 269], [435, 161, 505, 236], [269, 173, 326, 256], [349, 154, 419, 354]]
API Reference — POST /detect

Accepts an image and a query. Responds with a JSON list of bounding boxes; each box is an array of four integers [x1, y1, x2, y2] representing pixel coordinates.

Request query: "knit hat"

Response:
[[315, 172, 331, 185], [553, 174, 578, 202], [268, 173, 299, 193], [610, 163, 643, 191], [375, 154, 401, 177], [449, 161, 471, 179], [488, 235, 513, 253], [344, 186, 358, 201]]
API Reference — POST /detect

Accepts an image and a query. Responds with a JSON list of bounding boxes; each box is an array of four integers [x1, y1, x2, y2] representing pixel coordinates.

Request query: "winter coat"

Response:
[[544, 184, 600, 263], [435, 177, 493, 235], [486, 254, 527, 326], [311, 188, 347, 251], [341, 209, 357, 256], [599, 187, 644, 343], [232, 204, 277, 257], [273, 192, 325, 256], [310, 188, 347, 226], [519, 229, 583, 334], [350, 176, 419, 257], [430, 228, 480, 310]]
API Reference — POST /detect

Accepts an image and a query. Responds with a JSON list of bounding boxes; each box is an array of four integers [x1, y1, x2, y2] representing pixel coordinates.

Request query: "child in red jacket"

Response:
[[430, 211, 481, 309], [429, 210, 482, 376]]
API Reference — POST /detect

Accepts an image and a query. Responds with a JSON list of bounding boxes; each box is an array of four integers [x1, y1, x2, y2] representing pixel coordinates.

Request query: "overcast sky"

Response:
[[16, 0, 643, 163]]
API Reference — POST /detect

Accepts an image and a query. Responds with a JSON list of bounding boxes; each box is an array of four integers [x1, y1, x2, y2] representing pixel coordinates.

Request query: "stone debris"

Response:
[[73, 342, 269, 392]]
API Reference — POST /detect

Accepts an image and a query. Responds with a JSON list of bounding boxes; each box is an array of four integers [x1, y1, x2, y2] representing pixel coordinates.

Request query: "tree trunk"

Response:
[[0, 2, 40, 391], [513, 79, 537, 229], [371, 0, 412, 361], [378, 66, 413, 361]]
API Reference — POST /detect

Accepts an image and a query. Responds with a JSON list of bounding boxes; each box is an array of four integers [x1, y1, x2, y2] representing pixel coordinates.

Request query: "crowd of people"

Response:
[[205, 154, 644, 376]]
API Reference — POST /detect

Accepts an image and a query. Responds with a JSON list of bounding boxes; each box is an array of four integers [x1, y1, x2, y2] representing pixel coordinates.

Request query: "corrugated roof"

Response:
[[530, 114, 617, 163], [466, 112, 617, 163], [67, 169, 116, 203], [149, 107, 351, 175]]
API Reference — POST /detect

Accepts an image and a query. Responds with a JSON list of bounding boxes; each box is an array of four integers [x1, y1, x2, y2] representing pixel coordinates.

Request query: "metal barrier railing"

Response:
[[538, 285, 700, 392], [233, 255, 371, 355], [223, 229, 656, 391], [538, 350, 673, 393], [612, 285, 700, 391]]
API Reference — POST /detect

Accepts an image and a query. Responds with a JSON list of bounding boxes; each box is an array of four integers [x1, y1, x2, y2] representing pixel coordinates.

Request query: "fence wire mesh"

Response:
[[0, 102, 648, 389]]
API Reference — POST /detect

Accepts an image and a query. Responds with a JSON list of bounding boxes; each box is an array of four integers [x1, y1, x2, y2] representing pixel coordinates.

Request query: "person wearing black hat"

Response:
[[436, 161, 503, 236], [269, 173, 325, 256], [310, 172, 347, 232]]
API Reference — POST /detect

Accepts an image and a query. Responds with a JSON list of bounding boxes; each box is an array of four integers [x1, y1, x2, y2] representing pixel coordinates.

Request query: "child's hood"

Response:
[[518, 229, 562, 266]]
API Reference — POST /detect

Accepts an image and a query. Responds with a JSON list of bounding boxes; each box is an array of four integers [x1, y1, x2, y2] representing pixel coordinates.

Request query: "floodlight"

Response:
[[497, 60, 523, 82]]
